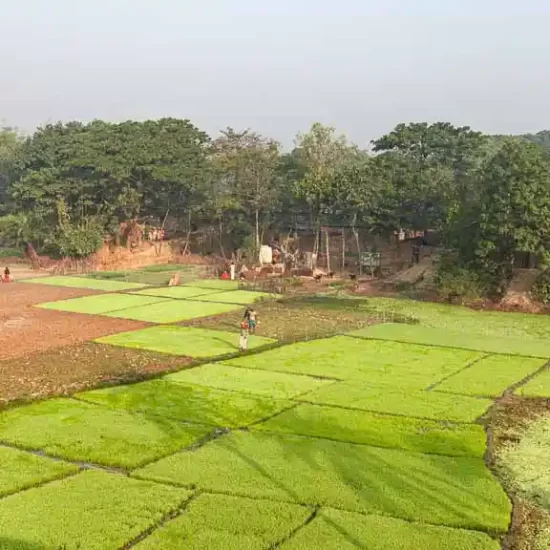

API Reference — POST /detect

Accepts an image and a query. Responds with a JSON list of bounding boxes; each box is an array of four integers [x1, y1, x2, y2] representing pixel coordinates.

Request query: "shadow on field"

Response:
[[0, 537, 47, 550]]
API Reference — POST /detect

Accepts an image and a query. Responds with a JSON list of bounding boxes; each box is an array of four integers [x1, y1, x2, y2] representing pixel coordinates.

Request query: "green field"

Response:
[[435, 355, 546, 397], [190, 289, 276, 304], [38, 293, 168, 315], [23, 275, 147, 291], [184, 279, 240, 290], [352, 322, 550, 358], [96, 326, 275, 356], [7, 292, 546, 547], [78, 379, 292, 427], [104, 298, 242, 323]]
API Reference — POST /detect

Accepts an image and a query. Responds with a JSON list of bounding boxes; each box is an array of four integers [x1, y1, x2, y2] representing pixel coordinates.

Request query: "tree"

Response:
[[373, 122, 486, 231], [449, 140, 550, 293], [212, 129, 281, 253], [0, 126, 22, 215]]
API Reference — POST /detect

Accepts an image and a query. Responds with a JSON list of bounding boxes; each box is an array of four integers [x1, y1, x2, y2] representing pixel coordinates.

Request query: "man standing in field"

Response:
[[239, 319, 249, 351]]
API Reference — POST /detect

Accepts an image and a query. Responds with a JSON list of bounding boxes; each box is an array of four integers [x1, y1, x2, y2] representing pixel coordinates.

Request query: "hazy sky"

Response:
[[1, 0, 549, 147]]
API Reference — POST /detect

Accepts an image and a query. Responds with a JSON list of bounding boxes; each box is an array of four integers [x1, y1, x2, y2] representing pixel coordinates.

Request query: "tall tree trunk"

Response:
[[351, 213, 361, 275], [325, 228, 331, 272], [255, 208, 260, 253]]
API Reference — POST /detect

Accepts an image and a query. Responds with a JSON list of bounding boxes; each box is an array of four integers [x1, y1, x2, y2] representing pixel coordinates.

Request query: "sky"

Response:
[[1, 0, 550, 147]]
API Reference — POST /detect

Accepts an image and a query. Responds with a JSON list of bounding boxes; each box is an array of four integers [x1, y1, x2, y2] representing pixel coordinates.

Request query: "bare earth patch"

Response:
[[0, 342, 192, 407], [0, 283, 149, 360]]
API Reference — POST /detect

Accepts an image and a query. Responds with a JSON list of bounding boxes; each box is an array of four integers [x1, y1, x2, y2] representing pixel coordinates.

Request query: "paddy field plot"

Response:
[[131, 285, 223, 299], [0, 398, 211, 469], [184, 279, 240, 290], [226, 335, 479, 388], [351, 322, 550, 358], [78, 379, 292, 427], [134, 430, 511, 531], [166, 363, 332, 398], [23, 275, 146, 292], [281, 508, 501, 550], [135, 493, 311, 550], [0, 446, 78, 498], [299, 382, 492, 422], [515, 367, 550, 397], [434, 354, 546, 397], [104, 299, 241, 323], [190, 289, 276, 304], [255, 403, 486, 457], [37, 293, 168, 315], [0, 470, 191, 550], [96, 326, 275, 356]]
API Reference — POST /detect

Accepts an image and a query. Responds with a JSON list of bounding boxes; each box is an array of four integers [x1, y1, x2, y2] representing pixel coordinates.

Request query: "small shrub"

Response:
[[434, 263, 488, 301], [532, 270, 550, 304]]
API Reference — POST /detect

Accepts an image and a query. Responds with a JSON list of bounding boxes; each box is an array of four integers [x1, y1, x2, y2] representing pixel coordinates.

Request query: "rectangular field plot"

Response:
[[23, 275, 146, 292], [184, 279, 240, 291], [135, 493, 311, 550], [78, 379, 292, 428], [256, 404, 486, 457], [134, 431, 511, 532], [38, 293, 168, 315], [166, 363, 331, 398], [0, 470, 191, 550], [132, 286, 222, 299], [281, 508, 501, 550], [352, 323, 550, 358], [0, 398, 211, 469], [190, 289, 276, 304], [97, 326, 274, 357], [104, 299, 241, 323], [516, 368, 550, 397], [300, 382, 492, 422], [435, 355, 546, 397], [227, 336, 479, 388], [0, 446, 78, 498]]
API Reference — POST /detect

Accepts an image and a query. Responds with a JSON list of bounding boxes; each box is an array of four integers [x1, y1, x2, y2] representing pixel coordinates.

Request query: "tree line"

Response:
[[1, 118, 550, 298]]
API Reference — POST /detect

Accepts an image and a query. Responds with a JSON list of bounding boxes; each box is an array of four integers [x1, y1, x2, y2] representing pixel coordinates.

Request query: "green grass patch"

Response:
[[300, 382, 492, 422], [0, 469, 191, 550], [436, 355, 546, 397], [361, 296, 550, 341], [351, 323, 550, 358], [0, 446, 78, 498], [281, 508, 501, 550], [78, 379, 292, 428], [515, 368, 550, 397], [38, 293, 168, 315], [132, 286, 222, 299], [226, 336, 479, 388], [96, 326, 275, 357], [23, 275, 147, 291], [0, 398, 211, 469], [166, 363, 331, 398], [104, 299, 242, 323], [191, 290, 277, 304], [134, 431, 511, 531], [185, 279, 240, 290], [256, 404, 486, 457], [135, 493, 311, 549]]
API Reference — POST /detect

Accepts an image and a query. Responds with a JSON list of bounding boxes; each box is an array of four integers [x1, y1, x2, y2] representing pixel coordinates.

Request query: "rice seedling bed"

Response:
[[23, 276, 146, 292], [134, 431, 511, 532], [226, 335, 478, 387], [435, 355, 546, 396], [351, 323, 550, 358], [78, 380, 292, 428], [299, 382, 492, 422], [515, 368, 550, 397], [255, 403, 486, 457], [184, 279, 240, 290], [0, 446, 78, 498], [281, 508, 501, 550], [166, 363, 332, 398], [190, 290, 276, 304], [104, 299, 242, 323], [0, 398, 211, 469], [96, 326, 275, 357], [37, 293, 167, 315], [135, 493, 311, 549], [0, 470, 191, 550]]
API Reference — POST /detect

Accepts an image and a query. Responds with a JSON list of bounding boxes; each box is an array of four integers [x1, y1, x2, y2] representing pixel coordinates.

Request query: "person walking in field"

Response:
[[239, 319, 249, 351], [248, 307, 258, 334], [2, 267, 10, 283]]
